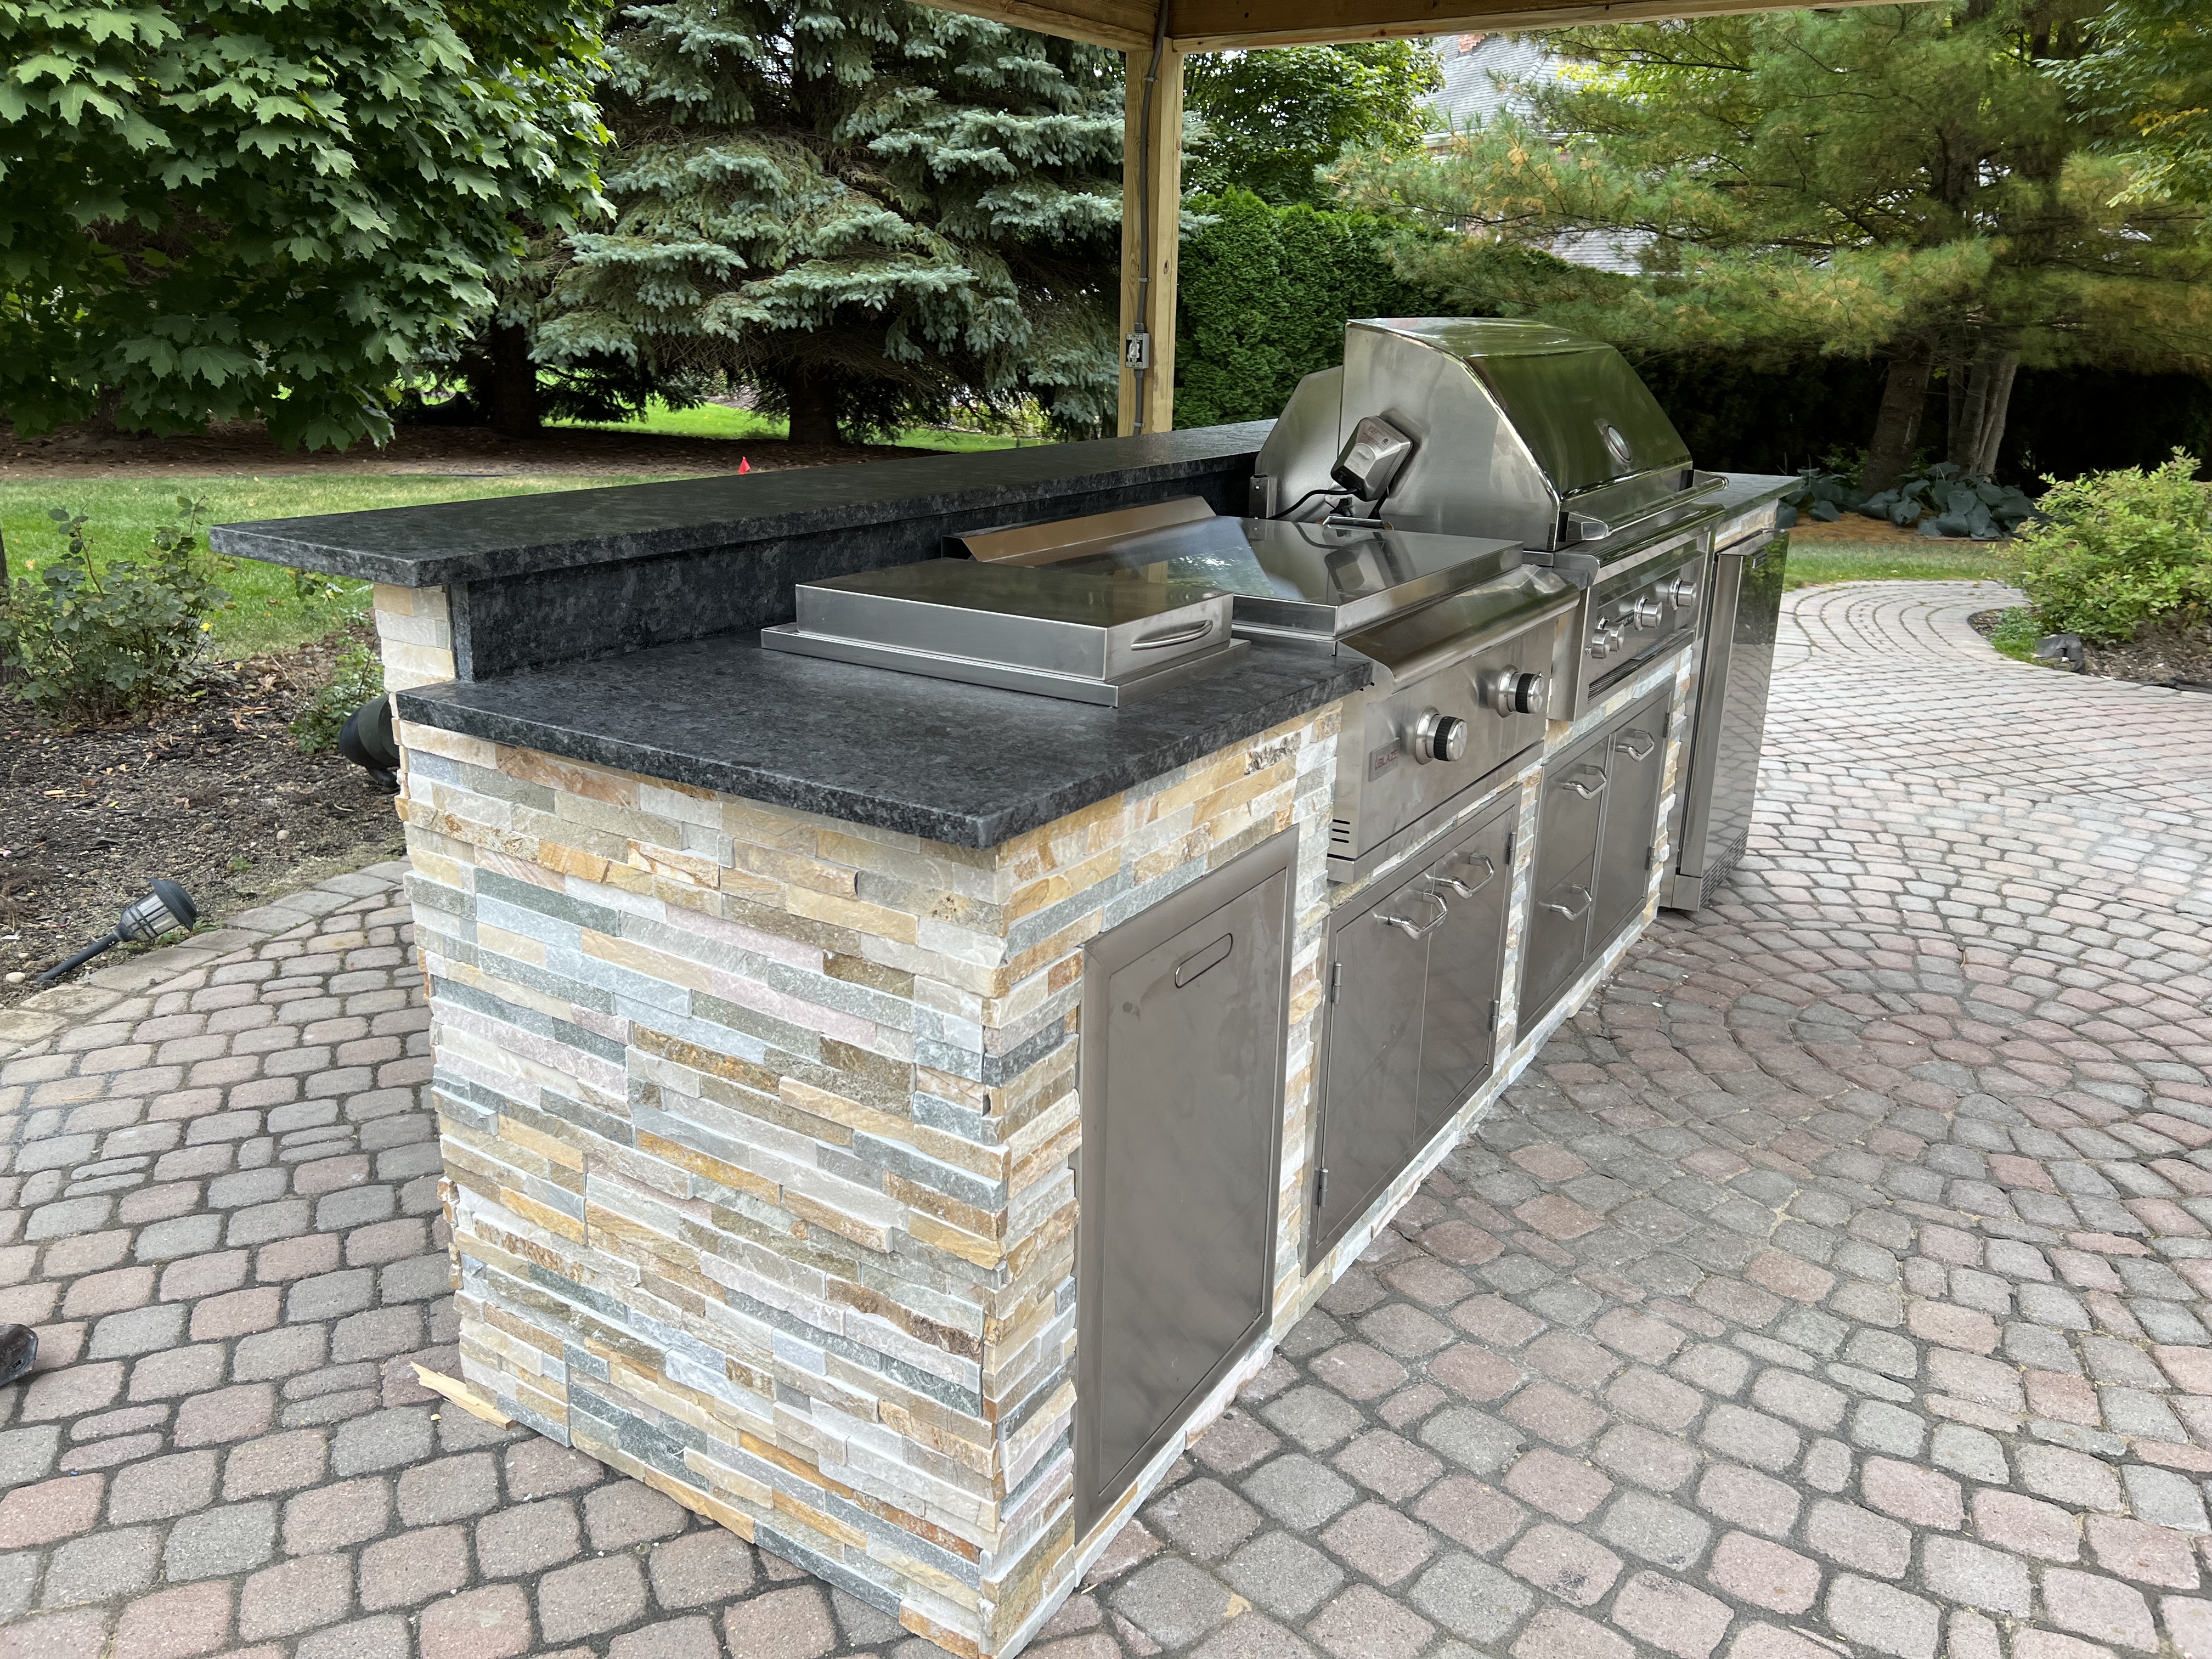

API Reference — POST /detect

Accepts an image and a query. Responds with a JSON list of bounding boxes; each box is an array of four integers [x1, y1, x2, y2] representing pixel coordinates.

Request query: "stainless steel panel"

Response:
[[1589, 691, 1673, 950], [1001, 516, 1527, 644], [957, 497, 1213, 565], [1569, 532, 1706, 719], [1520, 726, 1611, 1027], [1076, 830, 1295, 1537], [1417, 808, 1514, 1128], [1663, 531, 1787, 911], [1311, 860, 1437, 1265], [759, 624, 1249, 707], [1327, 602, 1574, 872], [1254, 365, 1344, 514]]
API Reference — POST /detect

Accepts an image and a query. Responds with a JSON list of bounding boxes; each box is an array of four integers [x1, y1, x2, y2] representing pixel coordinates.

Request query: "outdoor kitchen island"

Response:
[[212, 371, 1795, 1659]]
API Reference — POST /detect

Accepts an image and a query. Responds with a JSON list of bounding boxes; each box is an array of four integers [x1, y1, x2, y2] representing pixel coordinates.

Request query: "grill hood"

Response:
[[1257, 319, 1705, 552]]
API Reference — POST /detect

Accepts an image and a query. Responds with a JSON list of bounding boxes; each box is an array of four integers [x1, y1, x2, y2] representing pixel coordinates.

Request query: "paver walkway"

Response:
[[5, 581, 2212, 1659]]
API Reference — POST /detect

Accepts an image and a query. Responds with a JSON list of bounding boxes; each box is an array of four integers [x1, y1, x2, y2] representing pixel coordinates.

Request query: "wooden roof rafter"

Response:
[[921, 0, 1915, 53]]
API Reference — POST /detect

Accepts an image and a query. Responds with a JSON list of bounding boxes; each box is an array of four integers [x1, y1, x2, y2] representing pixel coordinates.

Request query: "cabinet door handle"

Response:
[[1615, 729, 1657, 761], [1431, 853, 1498, 898], [1562, 769, 1608, 799], [1540, 884, 1593, 920], [1378, 890, 1450, 940], [1173, 933, 1234, 988]]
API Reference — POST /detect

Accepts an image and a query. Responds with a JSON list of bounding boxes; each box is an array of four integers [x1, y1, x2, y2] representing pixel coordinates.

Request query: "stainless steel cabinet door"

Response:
[[1077, 831, 1294, 1537], [1521, 731, 1610, 1027], [1590, 690, 1673, 949], [1416, 808, 1514, 1130], [1311, 870, 1437, 1265]]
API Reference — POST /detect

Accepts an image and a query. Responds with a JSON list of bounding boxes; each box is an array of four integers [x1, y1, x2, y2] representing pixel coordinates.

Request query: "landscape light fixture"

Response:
[[34, 879, 199, 985], [337, 693, 401, 793]]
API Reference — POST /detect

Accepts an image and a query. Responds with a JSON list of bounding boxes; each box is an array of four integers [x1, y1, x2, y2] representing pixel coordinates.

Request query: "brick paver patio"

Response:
[[6, 580, 2212, 1659]]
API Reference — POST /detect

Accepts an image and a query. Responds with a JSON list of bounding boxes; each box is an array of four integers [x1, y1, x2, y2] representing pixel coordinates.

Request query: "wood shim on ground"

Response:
[[412, 1363, 516, 1428]]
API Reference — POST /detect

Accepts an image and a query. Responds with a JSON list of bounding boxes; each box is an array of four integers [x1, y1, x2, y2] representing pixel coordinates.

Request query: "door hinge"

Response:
[[1328, 962, 1344, 1004], [1314, 1166, 1329, 1210], [1487, 998, 1499, 1033], [1645, 842, 1656, 870], [1504, 830, 1516, 866]]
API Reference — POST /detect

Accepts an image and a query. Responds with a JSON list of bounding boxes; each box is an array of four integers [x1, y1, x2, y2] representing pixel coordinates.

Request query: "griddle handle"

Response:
[[1131, 619, 1215, 651]]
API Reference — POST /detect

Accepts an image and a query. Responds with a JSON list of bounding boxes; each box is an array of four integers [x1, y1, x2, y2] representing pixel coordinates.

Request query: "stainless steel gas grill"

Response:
[[1254, 318, 1728, 721], [966, 509, 1578, 883]]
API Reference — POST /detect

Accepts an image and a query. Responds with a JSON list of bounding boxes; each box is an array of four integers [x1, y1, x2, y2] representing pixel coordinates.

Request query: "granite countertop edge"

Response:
[[393, 653, 1370, 850], [208, 425, 1274, 589]]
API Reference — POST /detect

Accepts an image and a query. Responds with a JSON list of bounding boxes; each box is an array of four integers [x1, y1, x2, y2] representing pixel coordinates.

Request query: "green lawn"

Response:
[[1, 473, 687, 658], [551, 397, 1028, 453], [1783, 537, 2013, 589]]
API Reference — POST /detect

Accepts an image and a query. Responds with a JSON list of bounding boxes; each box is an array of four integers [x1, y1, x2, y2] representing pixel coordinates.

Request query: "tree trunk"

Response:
[[1970, 352, 2019, 477], [1863, 341, 1934, 492], [1943, 339, 1968, 469], [785, 373, 843, 448], [487, 321, 541, 439], [1949, 346, 2018, 476]]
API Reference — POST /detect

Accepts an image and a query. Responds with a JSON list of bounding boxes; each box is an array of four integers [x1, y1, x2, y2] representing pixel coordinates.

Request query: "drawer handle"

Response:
[[1132, 619, 1214, 651], [1432, 853, 1497, 899], [1615, 729, 1657, 761], [1173, 933, 1234, 988], [1562, 769, 1607, 799], [1541, 884, 1593, 920], [1378, 891, 1449, 940]]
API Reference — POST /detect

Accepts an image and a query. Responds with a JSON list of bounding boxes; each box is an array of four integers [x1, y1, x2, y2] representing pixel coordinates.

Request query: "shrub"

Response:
[[291, 642, 386, 754], [1, 497, 230, 722], [2000, 452, 2212, 644], [1174, 189, 1439, 428]]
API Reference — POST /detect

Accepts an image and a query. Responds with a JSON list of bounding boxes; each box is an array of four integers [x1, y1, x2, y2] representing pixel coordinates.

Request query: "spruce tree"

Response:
[[535, 1, 1125, 445]]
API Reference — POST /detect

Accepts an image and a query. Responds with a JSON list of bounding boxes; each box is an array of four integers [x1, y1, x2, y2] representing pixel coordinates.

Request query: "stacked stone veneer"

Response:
[[388, 663, 1344, 1658]]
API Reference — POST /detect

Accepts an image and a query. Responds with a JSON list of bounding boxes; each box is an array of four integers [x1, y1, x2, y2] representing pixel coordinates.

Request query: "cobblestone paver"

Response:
[[5, 581, 2212, 1659]]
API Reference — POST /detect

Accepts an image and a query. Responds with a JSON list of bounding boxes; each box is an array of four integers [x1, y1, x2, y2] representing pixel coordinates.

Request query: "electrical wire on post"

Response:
[[1126, 7, 1169, 435]]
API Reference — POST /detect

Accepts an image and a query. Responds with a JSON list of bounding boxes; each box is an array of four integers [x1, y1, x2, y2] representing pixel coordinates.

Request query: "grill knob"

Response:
[[1412, 708, 1468, 764], [1665, 575, 1699, 606], [1510, 672, 1547, 716], [1631, 596, 1664, 630]]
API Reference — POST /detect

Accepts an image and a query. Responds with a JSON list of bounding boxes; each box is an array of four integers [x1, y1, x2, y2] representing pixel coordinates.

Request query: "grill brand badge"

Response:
[[1368, 741, 1402, 780]]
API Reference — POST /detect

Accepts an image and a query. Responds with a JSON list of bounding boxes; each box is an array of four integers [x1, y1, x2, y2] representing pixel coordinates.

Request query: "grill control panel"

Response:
[[1579, 537, 1707, 710]]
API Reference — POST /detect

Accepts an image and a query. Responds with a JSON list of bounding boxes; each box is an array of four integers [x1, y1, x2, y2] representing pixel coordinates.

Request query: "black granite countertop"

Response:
[[211, 425, 1272, 588], [395, 631, 1369, 849]]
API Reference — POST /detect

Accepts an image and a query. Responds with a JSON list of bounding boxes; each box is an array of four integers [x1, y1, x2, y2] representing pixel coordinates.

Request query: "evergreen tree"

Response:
[[1184, 43, 1441, 208], [1334, 4, 2212, 488], [534, 1, 1124, 446]]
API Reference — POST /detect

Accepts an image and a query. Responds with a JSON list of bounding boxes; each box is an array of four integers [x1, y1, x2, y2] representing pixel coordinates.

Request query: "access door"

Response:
[[1521, 727, 1611, 1028], [1589, 690, 1673, 950], [1416, 806, 1515, 1131], [1310, 857, 1441, 1265], [1077, 830, 1295, 1538]]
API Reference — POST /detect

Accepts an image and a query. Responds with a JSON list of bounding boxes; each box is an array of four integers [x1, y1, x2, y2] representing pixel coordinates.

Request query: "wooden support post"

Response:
[[1117, 37, 1183, 438]]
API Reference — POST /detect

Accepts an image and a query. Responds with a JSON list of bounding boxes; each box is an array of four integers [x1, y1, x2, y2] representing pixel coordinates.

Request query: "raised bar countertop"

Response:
[[394, 631, 1368, 848], [211, 424, 1273, 588]]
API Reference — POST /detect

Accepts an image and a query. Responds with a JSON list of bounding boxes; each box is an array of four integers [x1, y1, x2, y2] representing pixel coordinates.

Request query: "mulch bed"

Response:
[[2, 417, 929, 477], [1968, 608, 2212, 690], [1, 627, 408, 1006]]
